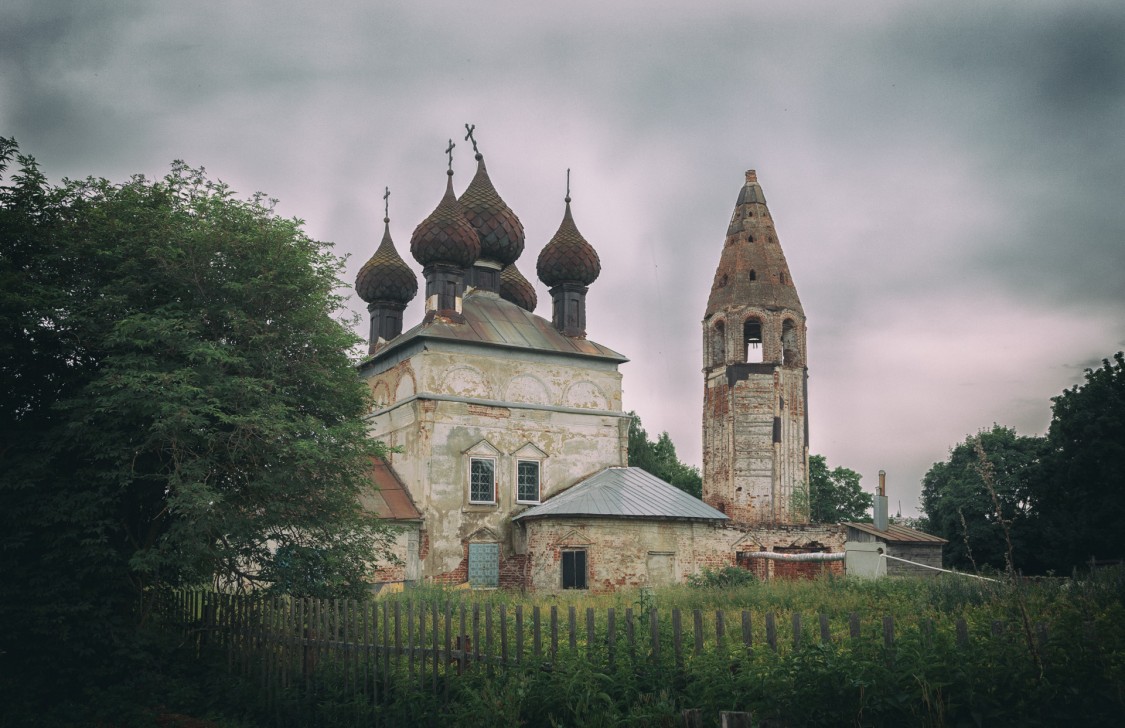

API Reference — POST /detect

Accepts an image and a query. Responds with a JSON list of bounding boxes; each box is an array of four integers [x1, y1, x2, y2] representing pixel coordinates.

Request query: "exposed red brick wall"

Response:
[[431, 540, 530, 590]]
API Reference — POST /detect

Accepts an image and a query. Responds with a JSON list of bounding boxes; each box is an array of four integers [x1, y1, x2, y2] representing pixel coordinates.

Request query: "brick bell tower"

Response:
[[702, 170, 809, 525]]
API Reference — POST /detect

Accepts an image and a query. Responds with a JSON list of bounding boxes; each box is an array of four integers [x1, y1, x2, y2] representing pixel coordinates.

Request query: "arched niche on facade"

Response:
[[443, 365, 493, 399], [781, 318, 802, 367], [506, 373, 552, 405], [394, 370, 416, 402], [563, 381, 608, 410], [710, 319, 726, 368]]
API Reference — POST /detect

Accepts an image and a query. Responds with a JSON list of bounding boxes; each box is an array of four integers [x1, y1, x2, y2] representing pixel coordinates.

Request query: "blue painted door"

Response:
[[468, 543, 499, 588]]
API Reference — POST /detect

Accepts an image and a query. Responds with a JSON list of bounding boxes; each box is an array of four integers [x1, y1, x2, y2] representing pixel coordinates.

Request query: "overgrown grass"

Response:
[[28, 570, 1119, 726]]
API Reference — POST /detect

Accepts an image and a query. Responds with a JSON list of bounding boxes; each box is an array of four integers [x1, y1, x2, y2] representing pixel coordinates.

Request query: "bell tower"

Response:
[[702, 170, 809, 525]]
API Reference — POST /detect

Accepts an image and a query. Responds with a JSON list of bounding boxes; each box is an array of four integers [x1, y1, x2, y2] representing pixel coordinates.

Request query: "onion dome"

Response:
[[410, 171, 481, 268], [499, 263, 537, 312], [459, 153, 525, 265], [536, 195, 601, 287], [356, 218, 418, 304]]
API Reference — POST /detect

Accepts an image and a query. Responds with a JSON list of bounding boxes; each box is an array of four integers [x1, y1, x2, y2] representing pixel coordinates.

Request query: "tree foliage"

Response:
[[808, 454, 871, 523], [626, 411, 702, 498], [921, 355, 1125, 574], [1037, 352, 1125, 571], [922, 426, 1048, 573], [0, 139, 392, 700]]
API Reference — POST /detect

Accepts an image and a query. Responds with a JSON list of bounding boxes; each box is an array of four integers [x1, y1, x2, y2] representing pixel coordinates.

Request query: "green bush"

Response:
[[687, 566, 758, 589]]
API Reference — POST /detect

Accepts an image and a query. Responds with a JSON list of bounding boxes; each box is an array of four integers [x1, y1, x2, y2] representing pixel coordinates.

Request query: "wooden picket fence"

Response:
[[158, 589, 1052, 722]]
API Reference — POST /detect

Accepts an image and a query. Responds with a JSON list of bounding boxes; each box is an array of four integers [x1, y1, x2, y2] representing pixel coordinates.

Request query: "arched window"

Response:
[[749, 269, 757, 281], [743, 318, 763, 363], [712, 321, 726, 366]]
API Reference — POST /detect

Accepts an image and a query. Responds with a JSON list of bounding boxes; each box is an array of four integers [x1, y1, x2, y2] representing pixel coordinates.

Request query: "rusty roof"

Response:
[[513, 467, 728, 523], [365, 457, 422, 521], [364, 290, 627, 365], [843, 521, 947, 544]]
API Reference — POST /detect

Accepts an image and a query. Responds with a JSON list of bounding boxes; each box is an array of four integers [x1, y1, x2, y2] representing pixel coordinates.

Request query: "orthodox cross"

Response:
[[566, 168, 571, 202], [383, 186, 390, 222], [464, 123, 478, 154], [445, 139, 455, 171]]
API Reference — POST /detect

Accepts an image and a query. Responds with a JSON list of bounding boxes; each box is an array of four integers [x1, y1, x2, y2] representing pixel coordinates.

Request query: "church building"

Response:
[[355, 134, 842, 592]]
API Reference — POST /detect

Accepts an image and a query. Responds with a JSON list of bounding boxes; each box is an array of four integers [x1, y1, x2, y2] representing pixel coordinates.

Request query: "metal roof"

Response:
[[513, 467, 729, 523], [843, 521, 947, 544], [362, 290, 628, 366], [365, 457, 422, 521]]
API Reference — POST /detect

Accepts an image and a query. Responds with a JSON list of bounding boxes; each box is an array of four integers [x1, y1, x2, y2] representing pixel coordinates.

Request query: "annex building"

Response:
[[355, 136, 844, 592]]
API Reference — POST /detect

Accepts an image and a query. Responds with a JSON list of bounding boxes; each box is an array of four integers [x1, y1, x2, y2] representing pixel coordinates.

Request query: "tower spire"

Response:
[[701, 170, 809, 526]]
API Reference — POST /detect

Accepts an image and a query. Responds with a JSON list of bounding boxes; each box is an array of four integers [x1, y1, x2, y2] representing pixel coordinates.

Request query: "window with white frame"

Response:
[[469, 457, 496, 503], [516, 460, 541, 503]]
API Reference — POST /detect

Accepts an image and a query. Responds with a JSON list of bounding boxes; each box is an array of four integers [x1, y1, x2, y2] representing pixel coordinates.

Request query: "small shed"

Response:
[[843, 522, 947, 578]]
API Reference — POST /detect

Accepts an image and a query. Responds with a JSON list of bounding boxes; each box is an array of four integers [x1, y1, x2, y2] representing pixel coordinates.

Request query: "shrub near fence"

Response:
[[159, 585, 1123, 727]]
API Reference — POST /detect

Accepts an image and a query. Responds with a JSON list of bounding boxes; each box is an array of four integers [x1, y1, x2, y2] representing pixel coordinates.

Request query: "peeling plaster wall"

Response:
[[361, 343, 627, 585], [702, 362, 809, 525], [523, 519, 845, 592]]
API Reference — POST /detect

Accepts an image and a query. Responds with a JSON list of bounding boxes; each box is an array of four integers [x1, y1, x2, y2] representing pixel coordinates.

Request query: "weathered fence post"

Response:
[[672, 609, 684, 669], [720, 710, 752, 728], [693, 609, 704, 656], [682, 708, 704, 728]]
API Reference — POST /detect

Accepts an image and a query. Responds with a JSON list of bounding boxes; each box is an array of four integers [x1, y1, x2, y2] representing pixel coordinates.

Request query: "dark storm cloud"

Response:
[[871, 3, 1125, 304], [3, 0, 1123, 514]]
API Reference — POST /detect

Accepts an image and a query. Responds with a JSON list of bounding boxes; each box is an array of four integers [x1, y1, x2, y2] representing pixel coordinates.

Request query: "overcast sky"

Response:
[[4, 0, 1123, 515]]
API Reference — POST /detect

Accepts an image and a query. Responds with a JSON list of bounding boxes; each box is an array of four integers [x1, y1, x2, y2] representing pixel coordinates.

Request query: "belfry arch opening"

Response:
[[743, 318, 763, 363], [712, 320, 726, 366]]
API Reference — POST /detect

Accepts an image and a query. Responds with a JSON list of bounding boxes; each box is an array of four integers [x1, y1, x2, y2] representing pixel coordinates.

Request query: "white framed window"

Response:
[[469, 457, 496, 503], [516, 459, 541, 503]]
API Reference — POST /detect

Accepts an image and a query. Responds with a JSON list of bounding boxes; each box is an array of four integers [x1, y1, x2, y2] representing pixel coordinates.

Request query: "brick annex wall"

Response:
[[523, 519, 846, 592]]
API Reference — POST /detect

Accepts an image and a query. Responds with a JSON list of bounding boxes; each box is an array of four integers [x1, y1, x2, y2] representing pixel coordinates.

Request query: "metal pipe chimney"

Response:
[[874, 469, 889, 531]]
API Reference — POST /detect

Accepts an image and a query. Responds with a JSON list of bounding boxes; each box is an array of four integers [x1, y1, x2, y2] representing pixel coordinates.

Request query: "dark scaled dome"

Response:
[[410, 172, 481, 268], [356, 219, 418, 304], [499, 263, 537, 312], [459, 153, 525, 265], [537, 197, 600, 287]]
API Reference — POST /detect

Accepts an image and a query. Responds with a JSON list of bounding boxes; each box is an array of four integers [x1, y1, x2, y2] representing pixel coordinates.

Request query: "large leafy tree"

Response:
[[921, 425, 1047, 573], [1037, 353, 1125, 571], [0, 140, 391, 698], [808, 454, 871, 523], [627, 412, 702, 497]]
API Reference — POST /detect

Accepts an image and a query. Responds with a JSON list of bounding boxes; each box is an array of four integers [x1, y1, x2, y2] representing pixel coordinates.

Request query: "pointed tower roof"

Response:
[[705, 170, 803, 318], [356, 205, 418, 305], [499, 262, 537, 311], [537, 185, 601, 288], [459, 151, 525, 266], [410, 169, 481, 269]]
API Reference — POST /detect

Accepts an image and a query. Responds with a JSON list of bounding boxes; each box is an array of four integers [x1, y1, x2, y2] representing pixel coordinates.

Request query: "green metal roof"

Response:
[[513, 467, 729, 523], [362, 290, 627, 366]]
